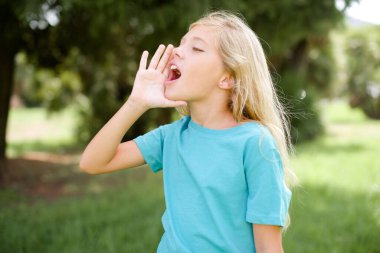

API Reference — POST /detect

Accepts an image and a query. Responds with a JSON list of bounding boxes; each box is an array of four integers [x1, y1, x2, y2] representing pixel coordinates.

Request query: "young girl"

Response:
[[80, 10, 295, 253]]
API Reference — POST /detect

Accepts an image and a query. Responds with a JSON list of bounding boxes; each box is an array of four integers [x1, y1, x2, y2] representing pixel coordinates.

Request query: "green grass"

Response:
[[0, 169, 165, 253], [1, 101, 380, 253], [285, 100, 380, 252]]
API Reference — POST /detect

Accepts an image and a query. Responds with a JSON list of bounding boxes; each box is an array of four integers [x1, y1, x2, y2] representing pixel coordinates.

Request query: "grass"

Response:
[[6, 106, 80, 156], [1, 100, 380, 253], [0, 170, 165, 253], [285, 100, 380, 252]]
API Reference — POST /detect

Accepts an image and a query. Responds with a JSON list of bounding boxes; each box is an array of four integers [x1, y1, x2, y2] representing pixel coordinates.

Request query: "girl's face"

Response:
[[164, 25, 228, 103]]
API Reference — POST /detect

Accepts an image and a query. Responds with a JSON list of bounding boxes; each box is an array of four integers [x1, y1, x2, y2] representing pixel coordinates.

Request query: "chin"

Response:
[[164, 89, 185, 102]]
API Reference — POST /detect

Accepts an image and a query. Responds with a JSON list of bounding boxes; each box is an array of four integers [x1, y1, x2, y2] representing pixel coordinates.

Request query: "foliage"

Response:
[[7, 0, 356, 145], [345, 25, 380, 119], [278, 69, 324, 143], [307, 37, 337, 98]]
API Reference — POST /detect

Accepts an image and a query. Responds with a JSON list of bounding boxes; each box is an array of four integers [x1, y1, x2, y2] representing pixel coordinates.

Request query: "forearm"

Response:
[[79, 98, 147, 171], [256, 246, 283, 253], [253, 224, 284, 253]]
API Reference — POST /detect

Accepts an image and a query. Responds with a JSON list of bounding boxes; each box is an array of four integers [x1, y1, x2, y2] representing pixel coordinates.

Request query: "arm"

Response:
[[79, 44, 187, 174], [79, 99, 147, 174], [253, 224, 283, 253], [244, 132, 290, 252]]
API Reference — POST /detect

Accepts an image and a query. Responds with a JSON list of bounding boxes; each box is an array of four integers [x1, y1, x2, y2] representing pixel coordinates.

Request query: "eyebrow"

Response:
[[180, 36, 208, 46]]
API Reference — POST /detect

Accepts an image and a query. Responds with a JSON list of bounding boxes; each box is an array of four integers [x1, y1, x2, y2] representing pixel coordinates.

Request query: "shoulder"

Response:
[[166, 115, 190, 129], [242, 123, 283, 175], [159, 115, 190, 135], [241, 122, 279, 157], [240, 121, 276, 146]]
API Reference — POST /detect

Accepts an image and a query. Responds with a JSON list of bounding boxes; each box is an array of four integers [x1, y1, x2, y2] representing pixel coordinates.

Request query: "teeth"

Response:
[[170, 65, 178, 70]]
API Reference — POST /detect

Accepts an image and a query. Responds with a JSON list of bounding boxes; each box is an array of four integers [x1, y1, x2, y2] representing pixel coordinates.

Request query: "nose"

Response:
[[172, 46, 183, 59]]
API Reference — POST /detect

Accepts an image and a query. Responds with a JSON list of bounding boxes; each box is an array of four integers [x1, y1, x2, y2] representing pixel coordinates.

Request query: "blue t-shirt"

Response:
[[133, 116, 291, 253]]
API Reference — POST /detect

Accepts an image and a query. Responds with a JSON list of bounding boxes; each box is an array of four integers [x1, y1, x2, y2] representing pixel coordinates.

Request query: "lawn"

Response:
[[1, 101, 380, 253], [284, 101, 380, 252]]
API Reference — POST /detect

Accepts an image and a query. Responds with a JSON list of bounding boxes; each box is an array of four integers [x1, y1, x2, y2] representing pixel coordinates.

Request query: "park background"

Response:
[[1, 0, 380, 252]]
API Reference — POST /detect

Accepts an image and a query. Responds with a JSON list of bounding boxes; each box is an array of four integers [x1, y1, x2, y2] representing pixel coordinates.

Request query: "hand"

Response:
[[129, 44, 187, 110]]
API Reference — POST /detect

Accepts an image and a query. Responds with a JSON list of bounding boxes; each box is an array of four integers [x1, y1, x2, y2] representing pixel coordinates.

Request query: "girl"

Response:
[[80, 10, 295, 253]]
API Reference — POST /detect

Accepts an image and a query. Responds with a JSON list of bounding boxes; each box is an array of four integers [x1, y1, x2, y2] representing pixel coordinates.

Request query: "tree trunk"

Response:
[[0, 42, 17, 185]]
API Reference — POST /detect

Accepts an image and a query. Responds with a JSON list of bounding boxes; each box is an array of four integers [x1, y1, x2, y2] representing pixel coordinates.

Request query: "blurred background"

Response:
[[1, 0, 379, 252]]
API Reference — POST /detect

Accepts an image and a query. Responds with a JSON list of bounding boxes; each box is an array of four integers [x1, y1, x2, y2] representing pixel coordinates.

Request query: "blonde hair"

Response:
[[176, 11, 297, 192]]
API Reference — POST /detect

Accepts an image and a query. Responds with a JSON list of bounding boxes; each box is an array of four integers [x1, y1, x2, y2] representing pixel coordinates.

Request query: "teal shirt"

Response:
[[134, 116, 291, 253]]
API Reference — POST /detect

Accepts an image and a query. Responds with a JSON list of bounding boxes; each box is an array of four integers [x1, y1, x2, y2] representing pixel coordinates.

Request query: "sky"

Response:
[[337, 0, 380, 25]]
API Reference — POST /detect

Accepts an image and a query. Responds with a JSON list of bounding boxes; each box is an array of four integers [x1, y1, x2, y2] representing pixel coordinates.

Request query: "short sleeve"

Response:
[[133, 126, 166, 173], [244, 128, 291, 226]]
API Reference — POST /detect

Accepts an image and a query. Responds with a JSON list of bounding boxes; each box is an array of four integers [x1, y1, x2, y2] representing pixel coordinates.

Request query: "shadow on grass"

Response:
[[7, 140, 83, 156], [2, 156, 81, 201], [2, 156, 150, 206], [311, 142, 364, 154], [284, 183, 380, 253], [296, 137, 367, 156]]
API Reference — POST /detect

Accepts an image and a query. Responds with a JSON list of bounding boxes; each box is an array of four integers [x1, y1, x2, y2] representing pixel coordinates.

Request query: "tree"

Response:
[[0, 0, 196, 182], [240, 0, 355, 142], [1, 0, 355, 182], [345, 25, 380, 119], [0, 0, 44, 183]]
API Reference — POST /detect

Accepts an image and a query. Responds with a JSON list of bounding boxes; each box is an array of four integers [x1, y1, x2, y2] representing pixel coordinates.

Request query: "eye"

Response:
[[192, 47, 204, 52]]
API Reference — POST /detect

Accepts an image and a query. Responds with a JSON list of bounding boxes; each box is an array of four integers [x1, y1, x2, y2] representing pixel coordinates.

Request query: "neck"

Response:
[[188, 100, 238, 130]]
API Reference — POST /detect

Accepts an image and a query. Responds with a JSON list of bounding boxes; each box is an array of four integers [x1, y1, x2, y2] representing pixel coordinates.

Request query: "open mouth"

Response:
[[167, 64, 182, 81]]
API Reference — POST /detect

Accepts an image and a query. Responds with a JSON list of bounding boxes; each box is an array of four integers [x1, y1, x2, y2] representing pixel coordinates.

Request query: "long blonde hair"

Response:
[[176, 10, 297, 190]]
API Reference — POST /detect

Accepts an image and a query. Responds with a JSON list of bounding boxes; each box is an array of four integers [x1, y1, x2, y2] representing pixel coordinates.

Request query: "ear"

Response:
[[218, 74, 235, 90]]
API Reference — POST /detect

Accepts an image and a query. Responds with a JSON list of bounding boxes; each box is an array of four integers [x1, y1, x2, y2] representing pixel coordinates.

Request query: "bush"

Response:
[[345, 26, 380, 119]]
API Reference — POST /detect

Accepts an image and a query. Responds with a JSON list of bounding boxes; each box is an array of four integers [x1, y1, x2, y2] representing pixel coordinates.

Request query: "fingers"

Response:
[[139, 51, 149, 71], [140, 44, 173, 72], [148, 44, 166, 69], [157, 44, 173, 73], [162, 49, 174, 77], [163, 65, 170, 78]]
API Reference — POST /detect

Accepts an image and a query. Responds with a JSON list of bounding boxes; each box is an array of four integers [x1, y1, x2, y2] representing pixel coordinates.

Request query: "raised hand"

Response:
[[129, 44, 187, 109]]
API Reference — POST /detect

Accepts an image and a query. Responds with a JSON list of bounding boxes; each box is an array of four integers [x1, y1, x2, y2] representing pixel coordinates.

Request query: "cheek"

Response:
[[186, 59, 224, 85]]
